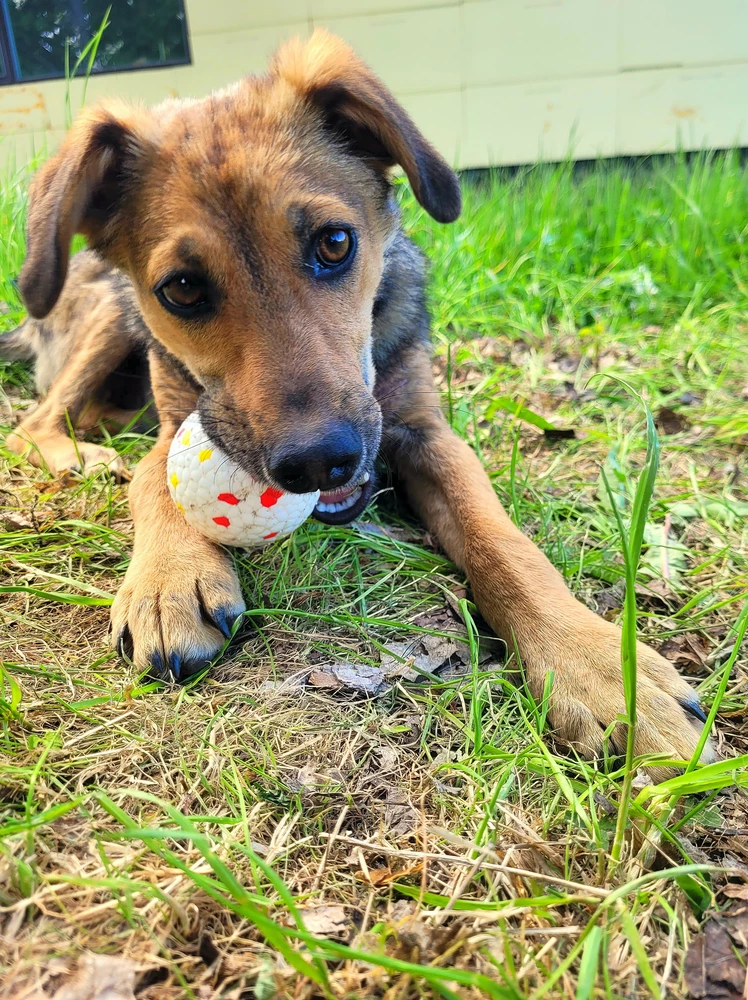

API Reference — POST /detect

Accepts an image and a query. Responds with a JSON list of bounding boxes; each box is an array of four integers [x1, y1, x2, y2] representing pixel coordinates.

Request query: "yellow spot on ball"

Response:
[[199, 448, 213, 462], [181, 429, 191, 446], [170, 472, 179, 488], [176, 502, 185, 514]]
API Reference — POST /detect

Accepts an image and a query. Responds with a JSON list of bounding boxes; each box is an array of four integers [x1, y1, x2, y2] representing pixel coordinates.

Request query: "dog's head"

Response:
[[19, 30, 460, 522]]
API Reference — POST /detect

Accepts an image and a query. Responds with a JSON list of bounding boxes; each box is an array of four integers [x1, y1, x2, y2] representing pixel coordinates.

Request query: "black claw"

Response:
[[149, 652, 211, 685], [169, 653, 182, 681], [148, 650, 167, 681], [116, 625, 133, 659], [148, 650, 213, 685], [681, 698, 708, 724], [212, 607, 235, 639], [195, 580, 244, 639]]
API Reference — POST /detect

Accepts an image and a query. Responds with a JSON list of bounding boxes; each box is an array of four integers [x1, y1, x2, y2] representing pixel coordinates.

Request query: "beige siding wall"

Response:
[[1, 0, 747, 169]]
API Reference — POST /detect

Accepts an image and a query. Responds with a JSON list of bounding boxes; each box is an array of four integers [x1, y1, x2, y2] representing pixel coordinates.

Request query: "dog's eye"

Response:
[[315, 227, 353, 268], [155, 273, 211, 316]]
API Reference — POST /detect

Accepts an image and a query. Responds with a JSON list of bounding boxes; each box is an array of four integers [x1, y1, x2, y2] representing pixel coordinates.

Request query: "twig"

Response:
[[310, 805, 349, 894], [517, 936, 558, 980], [319, 834, 609, 899], [7, 557, 114, 598], [435, 846, 493, 926]]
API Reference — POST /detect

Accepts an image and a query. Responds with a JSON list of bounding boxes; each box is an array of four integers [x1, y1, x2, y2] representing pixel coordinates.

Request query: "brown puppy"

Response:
[[4, 31, 710, 770]]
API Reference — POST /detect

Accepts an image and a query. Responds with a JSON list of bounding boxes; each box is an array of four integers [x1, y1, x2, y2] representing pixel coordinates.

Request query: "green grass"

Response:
[[1, 154, 747, 998]]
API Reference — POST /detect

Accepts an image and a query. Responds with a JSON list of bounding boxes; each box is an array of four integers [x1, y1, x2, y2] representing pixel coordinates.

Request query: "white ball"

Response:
[[166, 411, 319, 548]]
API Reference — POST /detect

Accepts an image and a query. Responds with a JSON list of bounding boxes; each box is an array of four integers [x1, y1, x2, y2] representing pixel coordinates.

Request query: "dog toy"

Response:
[[166, 411, 319, 547]]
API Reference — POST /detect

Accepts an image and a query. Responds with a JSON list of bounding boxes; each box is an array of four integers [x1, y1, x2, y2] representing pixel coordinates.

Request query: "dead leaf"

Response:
[[721, 883, 748, 901], [294, 763, 328, 789], [631, 769, 653, 793], [2, 510, 34, 531], [307, 669, 344, 690], [659, 632, 710, 671], [260, 675, 305, 695], [356, 862, 424, 886], [470, 335, 511, 361], [297, 905, 355, 942], [440, 591, 468, 619], [380, 632, 469, 681], [390, 902, 458, 961], [634, 578, 676, 607], [287, 763, 342, 794], [723, 854, 748, 881], [47, 953, 137, 1000], [593, 583, 624, 615], [308, 661, 389, 696], [375, 745, 399, 771], [307, 617, 491, 697], [413, 605, 463, 631], [593, 791, 616, 816], [656, 406, 689, 435], [671, 834, 712, 866], [416, 607, 505, 663], [383, 788, 419, 837], [685, 903, 748, 999]]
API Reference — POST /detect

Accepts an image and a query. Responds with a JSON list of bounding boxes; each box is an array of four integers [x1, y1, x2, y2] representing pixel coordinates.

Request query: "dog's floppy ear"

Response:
[[19, 102, 150, 318], [272, 30, 461, 224]]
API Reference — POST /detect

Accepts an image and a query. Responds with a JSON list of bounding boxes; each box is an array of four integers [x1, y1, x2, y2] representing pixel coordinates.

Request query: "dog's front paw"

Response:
[[64, 441, 128, 478], [520, 609, 713, 778], [7, 431, 128, 479], [111, 539, 246, 682]]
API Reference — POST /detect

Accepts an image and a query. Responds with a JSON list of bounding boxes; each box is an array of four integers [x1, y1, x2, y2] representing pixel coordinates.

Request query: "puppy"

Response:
[[2, 30, 710, 770]]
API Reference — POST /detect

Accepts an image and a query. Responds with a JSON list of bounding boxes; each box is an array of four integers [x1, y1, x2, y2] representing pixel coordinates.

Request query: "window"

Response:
[[0, 0, 190, 86]]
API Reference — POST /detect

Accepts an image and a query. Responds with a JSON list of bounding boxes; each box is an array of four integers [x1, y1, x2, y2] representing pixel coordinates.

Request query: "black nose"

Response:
[[270, 422, 363, 494]]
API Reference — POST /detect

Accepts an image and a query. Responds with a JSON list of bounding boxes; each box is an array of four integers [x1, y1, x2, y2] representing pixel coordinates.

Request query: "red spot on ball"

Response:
[[218, 492, 239, 505], [263, 531, 278, 540], [260, 487, 283, 508], [213, 516, 231, 527]]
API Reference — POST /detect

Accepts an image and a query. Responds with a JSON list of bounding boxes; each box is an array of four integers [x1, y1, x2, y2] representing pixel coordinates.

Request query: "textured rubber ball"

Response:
[[166, 411, 319, 548]]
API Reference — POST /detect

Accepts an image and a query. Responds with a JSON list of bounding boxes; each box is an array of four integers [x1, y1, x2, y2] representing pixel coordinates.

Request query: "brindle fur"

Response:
[[2, 30, 711, 774], [3, 252, 154, 476]]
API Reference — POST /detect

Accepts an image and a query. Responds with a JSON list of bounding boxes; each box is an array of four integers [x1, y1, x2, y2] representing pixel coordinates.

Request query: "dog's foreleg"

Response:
[[110, 351, 246, 681], [6, 299, 131, 477], [380, 348, 711, 775]]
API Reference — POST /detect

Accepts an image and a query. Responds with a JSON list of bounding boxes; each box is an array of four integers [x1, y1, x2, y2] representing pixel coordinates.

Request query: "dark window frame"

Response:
[[0, 0, 191, 88], [0, 2, 17, 84]]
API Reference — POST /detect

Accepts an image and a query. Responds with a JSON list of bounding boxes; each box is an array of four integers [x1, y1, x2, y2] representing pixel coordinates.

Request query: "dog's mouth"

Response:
[[312, 471, 375, 525]]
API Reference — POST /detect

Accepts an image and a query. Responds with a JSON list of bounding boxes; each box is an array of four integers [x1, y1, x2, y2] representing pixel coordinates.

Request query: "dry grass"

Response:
[[1, 158, 747, 998]]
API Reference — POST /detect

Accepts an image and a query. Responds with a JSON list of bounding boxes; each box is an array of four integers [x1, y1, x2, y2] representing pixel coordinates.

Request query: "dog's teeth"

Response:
[[315, 486, 362, 515], [360, 472, 370, 483]]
